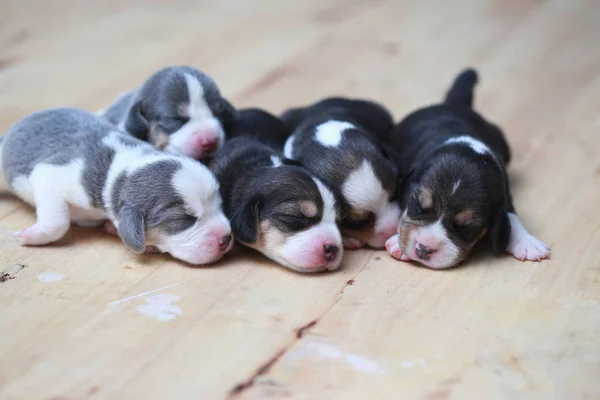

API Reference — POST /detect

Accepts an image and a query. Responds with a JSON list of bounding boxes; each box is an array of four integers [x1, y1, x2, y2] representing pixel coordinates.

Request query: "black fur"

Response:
[[281, 96, 395, 143], [391, 68, 514, 256], [228, 108, 291, 151], [209, 136, 326, 244]]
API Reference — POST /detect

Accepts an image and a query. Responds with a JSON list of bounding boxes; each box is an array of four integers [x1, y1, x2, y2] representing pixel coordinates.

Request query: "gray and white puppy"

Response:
[[0, 107, 233, 265], [100, 66, 238, 161]]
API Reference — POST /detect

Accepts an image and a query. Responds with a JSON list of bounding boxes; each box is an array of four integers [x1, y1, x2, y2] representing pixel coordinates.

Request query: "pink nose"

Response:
[[415, 242, 437, 260], [218, 234, 232, 252], [191, 132, 219, 154], [323, 244, 339, 262]]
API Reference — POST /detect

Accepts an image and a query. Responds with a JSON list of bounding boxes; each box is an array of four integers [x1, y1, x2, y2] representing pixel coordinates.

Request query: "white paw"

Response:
[[385, 234, 410, 262], [343, 236, 366, 250], [507, 233, 551, 262], [18, 225, 59, 246]]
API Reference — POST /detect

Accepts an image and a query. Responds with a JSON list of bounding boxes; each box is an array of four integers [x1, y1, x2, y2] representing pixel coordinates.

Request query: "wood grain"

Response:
[[1, 0, 599, 399]]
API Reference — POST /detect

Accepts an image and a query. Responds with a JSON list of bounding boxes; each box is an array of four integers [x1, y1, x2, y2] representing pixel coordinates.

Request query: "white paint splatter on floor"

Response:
[[37, 272, 65, 283], [294, 339, 386, 375], [137, 294, 182, 321]]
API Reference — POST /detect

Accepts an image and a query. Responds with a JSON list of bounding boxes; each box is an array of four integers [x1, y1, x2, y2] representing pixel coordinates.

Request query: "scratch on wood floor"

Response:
[[0, 264, 27, 283], [108, 283, 180, 306]]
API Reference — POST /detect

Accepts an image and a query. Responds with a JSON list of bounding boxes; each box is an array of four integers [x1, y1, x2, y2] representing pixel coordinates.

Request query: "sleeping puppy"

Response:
[[101, 66, 238, 161], [281, 96, 395, 144], [385, 68, 551, 269], [210, 136, 343, 273], [282, 103, 400, 250], [228, 108, 291, 151], [0, 108, 232, 265]]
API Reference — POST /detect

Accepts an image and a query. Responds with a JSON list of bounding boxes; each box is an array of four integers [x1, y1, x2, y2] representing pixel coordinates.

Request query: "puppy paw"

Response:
[[385, 234, 410, 262], [144, 245, 160, 254], [104, 221, 118, 236], [507, 233, 551, 262], [343, 236, 366, 250], [18, 225, 56, 246]]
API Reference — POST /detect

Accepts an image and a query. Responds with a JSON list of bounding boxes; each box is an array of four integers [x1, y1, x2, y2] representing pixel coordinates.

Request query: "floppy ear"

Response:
[[488, 207, 511, 253], [396, 168, 414, 205], [125, 101, 150, 141], [219, 98, 239, 134], [281, 157, 303, 166], [230, 195, 262, 244], [118, 206, 146, 253]]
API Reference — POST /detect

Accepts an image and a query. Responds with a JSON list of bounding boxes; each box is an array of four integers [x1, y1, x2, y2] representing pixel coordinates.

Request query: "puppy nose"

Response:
[[219, 234, 232, 252], [200, 138, 218, 153], [415, 242, 436, 260], [323, 244, 339, 262]]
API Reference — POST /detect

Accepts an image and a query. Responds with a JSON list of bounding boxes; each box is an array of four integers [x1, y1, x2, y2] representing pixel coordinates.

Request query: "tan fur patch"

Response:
[[149, 128, 170, 150], [257, 220, 287, 250], [418, 188, 433, 209], [300, 201, 318, 218], [455, 209, 475, 225]]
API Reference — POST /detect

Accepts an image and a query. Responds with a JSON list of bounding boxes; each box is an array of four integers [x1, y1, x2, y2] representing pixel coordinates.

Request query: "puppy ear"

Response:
[[118, 206, 146, 253], [396, 168, 414, 204], [488, 208, 511, 253], [281, 157, 303, 166], [125, 101, 150, 141], [221, 98, 239, 119], [230, 196, 262, 244], [219, 98, 239, 134]]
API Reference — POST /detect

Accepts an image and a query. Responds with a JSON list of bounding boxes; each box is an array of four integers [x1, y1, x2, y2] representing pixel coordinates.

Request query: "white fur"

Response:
[[283, 135, 295, 158], [445, 136, 491, 155], [341, 160, 400, 247], [314, 120, 355, 147], [313, 178, 337, 224], [270, 155, 282, 167], [171, 159, 221, 218], [506, 213, 550, 261], [405, 218, 461, 269], [451, 179, 461, 195], [164, 73, 224, 158]]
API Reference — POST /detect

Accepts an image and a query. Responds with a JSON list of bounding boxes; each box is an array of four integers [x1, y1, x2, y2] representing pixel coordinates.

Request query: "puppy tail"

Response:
[[444, 68, 478, 108]]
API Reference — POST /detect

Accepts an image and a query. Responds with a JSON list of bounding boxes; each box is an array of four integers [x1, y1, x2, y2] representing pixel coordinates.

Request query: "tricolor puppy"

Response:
[[386, 68, 551, 269], [101, 66, 237, 160], [210, 136, 343, 273], [0, 108, 232, 265], [228, 108, 291, 151], [282, 101, 400, 250], [281, 96, 395, 144]]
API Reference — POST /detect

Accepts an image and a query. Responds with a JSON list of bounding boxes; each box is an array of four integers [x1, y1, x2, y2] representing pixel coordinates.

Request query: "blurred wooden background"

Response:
[[0, 0, 599, 399]]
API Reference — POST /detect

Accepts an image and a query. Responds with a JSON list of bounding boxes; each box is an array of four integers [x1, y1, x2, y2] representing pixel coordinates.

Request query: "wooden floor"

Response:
[[1, 1, 599, 399]]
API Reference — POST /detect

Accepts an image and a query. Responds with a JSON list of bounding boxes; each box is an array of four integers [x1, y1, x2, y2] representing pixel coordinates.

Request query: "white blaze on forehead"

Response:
[[270, 155, 283, 167], [283, 135, 295, 158], [171, 158, 221, 218], [183, 73, 212, 120], [313, 178, 337, 224], [342, 160, 387, 211], [314, 120, 355, 147], [445, 136, 491, 155], [451, 179, 462, 195]]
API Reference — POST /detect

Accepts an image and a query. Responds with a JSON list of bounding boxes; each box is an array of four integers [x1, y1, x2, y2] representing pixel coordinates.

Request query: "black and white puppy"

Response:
[[282, 100, 400, 250], [210, 135, 343, 273], [228, 108, 291, 151], [385, 68, 551, 269], [100, 66, 238, 160], [281, 96, 395, 144], [0, 108, 233, 265]]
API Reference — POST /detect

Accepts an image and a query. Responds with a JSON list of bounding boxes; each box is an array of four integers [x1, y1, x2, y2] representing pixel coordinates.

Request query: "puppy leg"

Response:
[[506, 213, 551, 262], [19, 192, 70, 246], [385, 234, 410, 261], [343, 236, 366, 250]]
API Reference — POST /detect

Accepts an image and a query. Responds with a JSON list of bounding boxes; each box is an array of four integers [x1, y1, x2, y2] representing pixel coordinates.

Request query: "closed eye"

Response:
[[277, 214, 311, 231], [342, 212, 375, 231]]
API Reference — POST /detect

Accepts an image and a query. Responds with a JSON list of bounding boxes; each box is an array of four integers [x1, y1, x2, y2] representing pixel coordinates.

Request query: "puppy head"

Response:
[[230, 166, 343, 273], [125, 66, 238, 160], [114, 158, 232, 265], [396, 145, 510, 269], [338, 158, 400, 249]]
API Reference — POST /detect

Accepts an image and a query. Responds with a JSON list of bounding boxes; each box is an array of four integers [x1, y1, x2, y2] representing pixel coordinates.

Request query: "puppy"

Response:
[[281, 96, 395, 144], [385, 68, 551, 269], [101, 66, 238, 160], [210, 135, 343, 273], [228, 108, 291, 151], [0, 108, 232, 265]]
